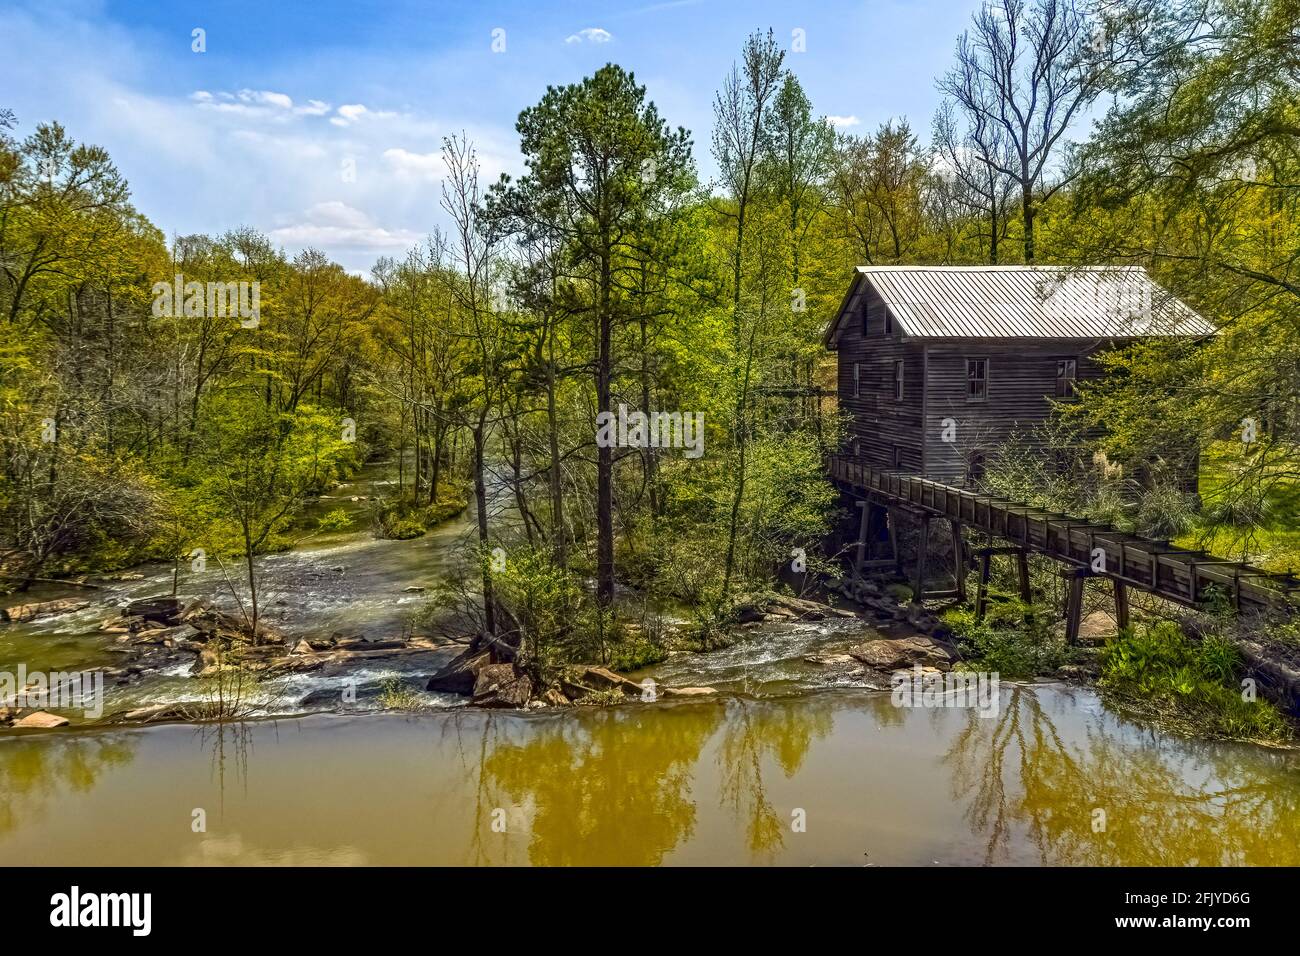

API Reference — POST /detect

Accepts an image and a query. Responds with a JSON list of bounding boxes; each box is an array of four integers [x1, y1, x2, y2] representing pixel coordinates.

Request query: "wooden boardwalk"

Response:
[[827, 454, 1300, 621]]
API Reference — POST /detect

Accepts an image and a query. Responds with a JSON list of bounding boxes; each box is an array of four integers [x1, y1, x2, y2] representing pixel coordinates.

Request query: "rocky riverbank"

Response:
[[0, 581, 972, 728], [0, 592, 466, 728]]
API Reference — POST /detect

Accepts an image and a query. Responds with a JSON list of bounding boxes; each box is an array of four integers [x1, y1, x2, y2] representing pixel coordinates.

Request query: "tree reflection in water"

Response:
[[0, 734, 135, 838], [716, 696, 835, 858], [442, 703, 719, 865], [945, 684, 1300, 865], [199, 719, 254, 818], [439, 695, 835, 865]]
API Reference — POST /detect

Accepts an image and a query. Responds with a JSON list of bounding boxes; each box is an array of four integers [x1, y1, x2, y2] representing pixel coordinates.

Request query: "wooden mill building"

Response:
[[821, 266, 1300, 638], [822, 265, 1216, 486]]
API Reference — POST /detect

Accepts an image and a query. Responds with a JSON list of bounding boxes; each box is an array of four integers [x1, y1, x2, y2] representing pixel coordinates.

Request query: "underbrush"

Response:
[[942, 600, 1071, 679]]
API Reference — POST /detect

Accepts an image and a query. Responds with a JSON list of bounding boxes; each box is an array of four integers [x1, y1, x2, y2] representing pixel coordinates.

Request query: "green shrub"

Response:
[[384, 516, 427, 539], [317, 507, 354, 532], [884, 582, 913, 603], [606, 633, 668, 671]]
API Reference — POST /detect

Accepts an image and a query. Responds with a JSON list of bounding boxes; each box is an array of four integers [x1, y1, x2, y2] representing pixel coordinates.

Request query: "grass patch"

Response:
[[378, 676, 422, 710], [1177, 442, 1300, 572]]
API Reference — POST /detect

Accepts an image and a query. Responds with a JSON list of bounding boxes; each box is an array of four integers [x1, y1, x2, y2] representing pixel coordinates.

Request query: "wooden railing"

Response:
[[827, 454, 1300, 615]]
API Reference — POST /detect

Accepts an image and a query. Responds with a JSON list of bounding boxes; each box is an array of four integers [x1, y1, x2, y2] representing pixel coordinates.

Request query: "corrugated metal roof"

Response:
[[837, 266, 1216, 341]]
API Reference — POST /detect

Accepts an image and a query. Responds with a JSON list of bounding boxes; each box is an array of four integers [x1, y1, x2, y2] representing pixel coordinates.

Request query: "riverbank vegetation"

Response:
[[1, 0, 1296, 701], [1099, 622, 1292, 742]]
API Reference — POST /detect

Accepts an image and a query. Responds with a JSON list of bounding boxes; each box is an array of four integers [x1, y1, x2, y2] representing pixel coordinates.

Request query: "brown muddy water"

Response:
[[3, 686, 1300, 865], [5, 462, 1300, 865]]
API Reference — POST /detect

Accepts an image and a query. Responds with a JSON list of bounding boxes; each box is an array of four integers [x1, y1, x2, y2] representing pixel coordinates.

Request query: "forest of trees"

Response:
[[1, 0, 1295, 668]]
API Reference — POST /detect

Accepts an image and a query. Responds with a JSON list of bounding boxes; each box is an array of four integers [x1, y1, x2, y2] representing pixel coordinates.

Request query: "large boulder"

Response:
[[471, 663, 532, 709], [14, 711, 70, 729], [1237, 635, 1300, 716], [426, 648, 491, 694], [1078, 610, 1119, 643], [124, 596, 185, 626], [804, 653, 858, 666], [849, 636, 954, 671]]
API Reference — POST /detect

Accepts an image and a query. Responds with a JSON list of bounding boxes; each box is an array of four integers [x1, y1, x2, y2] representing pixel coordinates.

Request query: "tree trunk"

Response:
[[639, 311, 658, 516], [473, 422, 496, 640], [596, 249, 614, 606], [989, 204, 1000, 264], [244, 526, 259, 644], [1021, 182, 1035, 263], [546, 335, 567, 567]]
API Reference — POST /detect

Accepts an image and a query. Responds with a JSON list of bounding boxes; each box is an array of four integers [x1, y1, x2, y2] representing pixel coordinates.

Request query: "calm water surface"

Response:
[[3, 685, 1299, 866]]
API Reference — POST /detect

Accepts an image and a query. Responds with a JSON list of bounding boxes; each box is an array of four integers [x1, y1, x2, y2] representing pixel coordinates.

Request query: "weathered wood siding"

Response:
[[921, 342, 1106, 484], [836, 284, 926, 472]]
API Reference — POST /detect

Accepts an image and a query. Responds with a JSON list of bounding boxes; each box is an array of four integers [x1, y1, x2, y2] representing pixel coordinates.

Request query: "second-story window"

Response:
[[853, 362, 861, 398], [893, 360, 904, 401], [967, 358, 988, 401], [1055, 358, 1078, 397]]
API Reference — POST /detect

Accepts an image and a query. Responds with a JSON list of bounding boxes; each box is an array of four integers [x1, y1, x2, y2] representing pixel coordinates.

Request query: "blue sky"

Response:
[[0, 0, 997, 273]]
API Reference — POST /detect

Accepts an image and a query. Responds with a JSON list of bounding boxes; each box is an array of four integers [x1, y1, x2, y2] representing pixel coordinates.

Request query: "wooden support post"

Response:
[[975, 551, 992, 620], [853, 499, 870, 573], [951, 520, 966, 601], [887, 509, 902, 575], [914, 514, 931, 603], [1064, 571, 1087, 645], [1114, 579, 1130, 631], [1016, 550, 1031, 602]]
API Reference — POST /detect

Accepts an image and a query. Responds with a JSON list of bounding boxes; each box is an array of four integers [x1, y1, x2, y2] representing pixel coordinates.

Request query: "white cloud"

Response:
[[239, 89, 293, 109], [191, 88, 308, 120], [565, 27, 613, 44], [269, 201, 423, 251], [383, 147, 441, 179], [827, 115, 861, 128], [330, 103, 399, 126], [0, 3, 516, 273]]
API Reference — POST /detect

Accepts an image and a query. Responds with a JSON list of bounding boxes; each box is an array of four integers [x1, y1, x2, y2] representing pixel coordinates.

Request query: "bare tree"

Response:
[[933, 98, 1017, 263], [713, 28, 786, 331], [939, 0, 1107, 262], [440, 133, 505, 643], [712, 28, 786, 596]]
